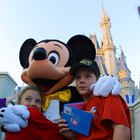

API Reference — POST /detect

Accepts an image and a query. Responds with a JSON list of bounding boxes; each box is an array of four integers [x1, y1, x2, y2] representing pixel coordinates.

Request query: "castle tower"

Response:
[[89, 5, 138, 105], [100, 5, 117, 76], [118, 49, 136, 104], [89, 5, 139, 140], [90, 34, 108, 75]]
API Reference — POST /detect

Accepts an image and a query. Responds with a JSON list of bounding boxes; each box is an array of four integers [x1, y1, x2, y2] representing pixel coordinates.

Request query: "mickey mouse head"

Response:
[[19, 34, 96, 94]]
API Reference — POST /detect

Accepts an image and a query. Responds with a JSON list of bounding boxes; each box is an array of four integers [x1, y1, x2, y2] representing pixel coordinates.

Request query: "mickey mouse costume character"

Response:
[[0, 35, 121, 138]]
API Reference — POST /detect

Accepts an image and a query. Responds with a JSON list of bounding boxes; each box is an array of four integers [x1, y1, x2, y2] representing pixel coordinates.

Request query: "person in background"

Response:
[[0, 98, 7, 108], [0, 90, 19, 108], [58, 58, 131, 140]]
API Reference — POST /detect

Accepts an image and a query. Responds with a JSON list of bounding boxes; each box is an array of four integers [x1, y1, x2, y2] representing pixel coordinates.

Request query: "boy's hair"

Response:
[[17, 85, 42, 104], [70, 59, 100, 80]]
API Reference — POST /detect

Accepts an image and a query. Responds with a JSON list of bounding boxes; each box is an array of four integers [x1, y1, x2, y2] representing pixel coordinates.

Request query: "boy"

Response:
[[58, 59, 131, 140]]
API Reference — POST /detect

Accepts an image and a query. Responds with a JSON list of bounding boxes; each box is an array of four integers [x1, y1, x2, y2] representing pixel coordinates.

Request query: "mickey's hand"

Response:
[[0, 105, 30, 132], [90, 75, 121, 97]]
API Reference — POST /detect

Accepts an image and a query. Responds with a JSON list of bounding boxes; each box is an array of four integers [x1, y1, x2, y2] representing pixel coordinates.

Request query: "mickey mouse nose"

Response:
[[33, 47, 47, 60]]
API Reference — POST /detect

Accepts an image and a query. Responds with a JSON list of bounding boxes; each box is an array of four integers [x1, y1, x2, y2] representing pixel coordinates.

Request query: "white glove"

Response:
[[0, 105, 30, 132], [90, 75, 121, 97]]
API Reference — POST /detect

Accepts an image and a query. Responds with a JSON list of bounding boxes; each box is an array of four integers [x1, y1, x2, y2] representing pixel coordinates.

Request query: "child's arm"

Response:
[[58, 118, 76, 140], [112, 123, 130, 140]]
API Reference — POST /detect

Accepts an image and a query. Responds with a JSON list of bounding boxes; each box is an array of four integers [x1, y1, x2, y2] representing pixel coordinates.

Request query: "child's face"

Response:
[[75, 68, 96, 99], [19, 89, 42, 112]]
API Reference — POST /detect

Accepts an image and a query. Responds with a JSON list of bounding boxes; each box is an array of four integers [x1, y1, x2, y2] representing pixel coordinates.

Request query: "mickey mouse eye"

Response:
[[48, 52, 60, 65]]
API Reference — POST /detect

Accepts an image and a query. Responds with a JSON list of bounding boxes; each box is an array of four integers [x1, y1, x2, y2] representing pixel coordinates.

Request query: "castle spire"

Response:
[[100, 4, 113, 46], [101, 2, 107, 19], [118, 48, 131, 78], [118, 47, 135, 103], [100, 4, 117, 75]]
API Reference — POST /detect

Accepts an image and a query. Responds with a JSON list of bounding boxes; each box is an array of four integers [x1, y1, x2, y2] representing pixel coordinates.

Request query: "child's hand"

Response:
[[58, 118, 75, 140], [58, 119, 69, 133]]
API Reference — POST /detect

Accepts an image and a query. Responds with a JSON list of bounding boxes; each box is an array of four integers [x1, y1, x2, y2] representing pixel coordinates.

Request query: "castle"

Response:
[[0, 5, 139, 140], [89, 6, 140, 140], [89, 6, 139, 105]]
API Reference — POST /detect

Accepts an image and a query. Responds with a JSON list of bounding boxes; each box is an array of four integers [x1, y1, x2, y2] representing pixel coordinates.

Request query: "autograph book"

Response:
[[62, 102, 93, 136]]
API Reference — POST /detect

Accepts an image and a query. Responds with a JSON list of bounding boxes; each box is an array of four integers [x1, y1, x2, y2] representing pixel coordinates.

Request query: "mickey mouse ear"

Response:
[[67, 34, 96, 62], [19, 38, 37, 68]]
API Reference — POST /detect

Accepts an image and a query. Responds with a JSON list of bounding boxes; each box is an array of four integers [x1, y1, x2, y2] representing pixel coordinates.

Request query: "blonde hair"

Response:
[[17, 85, 42, 104]]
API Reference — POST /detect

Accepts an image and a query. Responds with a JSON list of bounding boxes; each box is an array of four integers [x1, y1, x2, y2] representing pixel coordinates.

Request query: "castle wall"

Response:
[[129, 101, 140, 140]]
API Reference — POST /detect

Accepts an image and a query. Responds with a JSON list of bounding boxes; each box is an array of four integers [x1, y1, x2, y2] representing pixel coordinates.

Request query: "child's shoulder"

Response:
[[90, 94, 124, 103]]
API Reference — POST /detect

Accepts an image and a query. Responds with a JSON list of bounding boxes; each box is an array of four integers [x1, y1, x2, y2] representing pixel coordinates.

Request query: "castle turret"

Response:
[[100, 5, 117, 76], [90, 34, 108, 75], [118, 49, 135, 104]]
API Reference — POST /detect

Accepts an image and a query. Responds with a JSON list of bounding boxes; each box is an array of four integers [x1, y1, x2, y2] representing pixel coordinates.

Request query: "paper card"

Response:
[[66, 102, 86, 109], [62, 102, 93, 136]]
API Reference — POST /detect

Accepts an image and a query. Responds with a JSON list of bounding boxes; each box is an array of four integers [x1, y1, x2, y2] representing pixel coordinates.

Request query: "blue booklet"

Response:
[[62, 102, 93, 136]]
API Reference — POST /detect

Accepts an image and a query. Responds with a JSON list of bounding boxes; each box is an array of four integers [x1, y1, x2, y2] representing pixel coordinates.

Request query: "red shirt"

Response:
[[76, 94, 132, 140], [6, 107, 64, 140]]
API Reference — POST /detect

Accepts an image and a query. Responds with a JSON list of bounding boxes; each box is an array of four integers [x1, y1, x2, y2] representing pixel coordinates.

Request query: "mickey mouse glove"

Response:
[[0, 105, 30, 132], [90, 75, 121, 97]]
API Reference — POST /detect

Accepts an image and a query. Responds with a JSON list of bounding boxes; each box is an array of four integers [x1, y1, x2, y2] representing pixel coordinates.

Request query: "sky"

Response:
[[0, 0, 140, 87]]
